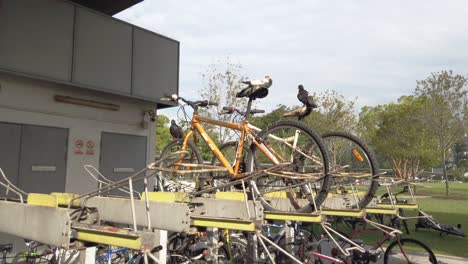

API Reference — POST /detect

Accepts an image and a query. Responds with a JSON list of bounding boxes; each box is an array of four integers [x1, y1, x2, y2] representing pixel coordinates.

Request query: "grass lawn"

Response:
[[340, 183, 468, 258], [411, 197, 468, 257]]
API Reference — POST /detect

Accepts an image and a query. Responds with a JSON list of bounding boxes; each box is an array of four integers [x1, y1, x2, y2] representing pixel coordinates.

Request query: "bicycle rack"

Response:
[[367, 177, 433, 221], [0, 159, 437, 264]]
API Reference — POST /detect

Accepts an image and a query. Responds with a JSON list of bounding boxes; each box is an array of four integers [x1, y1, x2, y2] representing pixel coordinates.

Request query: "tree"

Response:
[[253, 90, 358, 134], [302, 90, 358, 134], [199, 58, 248, 145], [155, 114, 172, 156], [453, 137, 468, 170], [358, 96, 439, 179], [251, 105, 290, 129], [415, 70, 467, 195]]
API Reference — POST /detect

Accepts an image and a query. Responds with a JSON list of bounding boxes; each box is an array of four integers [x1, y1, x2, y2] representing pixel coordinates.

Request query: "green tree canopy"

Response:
[[155, 114, 172, 155], [415, 70, 467, 194], [358, 96, 439, 179], [302, 90, 358, 134]]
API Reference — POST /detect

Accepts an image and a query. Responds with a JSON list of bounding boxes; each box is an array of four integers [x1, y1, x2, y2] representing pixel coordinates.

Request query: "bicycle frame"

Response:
[[348, 219, 402, 251], [181, 111, 282, 179]]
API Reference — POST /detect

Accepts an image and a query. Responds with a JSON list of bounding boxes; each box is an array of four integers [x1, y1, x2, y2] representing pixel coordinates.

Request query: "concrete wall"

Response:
[[0, 72, 156, 194], [0, 0, 179, 104]]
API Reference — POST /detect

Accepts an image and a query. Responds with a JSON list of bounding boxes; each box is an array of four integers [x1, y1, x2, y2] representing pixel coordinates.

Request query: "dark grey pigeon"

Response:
[[169, 120, 184, 139], [297, 85, 317, 108], [297, 85, 309, 106], [298, 107, 312, 121]]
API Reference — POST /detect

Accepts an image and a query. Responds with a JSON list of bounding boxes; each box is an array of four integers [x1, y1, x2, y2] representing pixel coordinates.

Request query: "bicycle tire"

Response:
[[157, 139, 203, 192], [12, 252, 50, 264], [383, 238, 437, 264], [277, 228, 323, 264], [226, 236, 248, 262], [321, 131, 379, 209], [209, 141, 258, 191], [247, 120, 331, 213]]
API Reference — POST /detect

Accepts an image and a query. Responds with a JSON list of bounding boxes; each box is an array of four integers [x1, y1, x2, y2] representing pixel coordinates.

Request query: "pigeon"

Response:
[[169, 120, 184, 139], [242, 76, 273, 89], [297, 85, 317, 108], [237, 76, 273, 98], [296, 85, 318, 120], [298, 107, 312, 121]]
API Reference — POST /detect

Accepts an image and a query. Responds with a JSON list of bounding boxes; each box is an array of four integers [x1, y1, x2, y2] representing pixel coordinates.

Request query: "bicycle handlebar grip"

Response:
[[150, 245, 163, 253], [250, 109, 265, 114], [197, 100, 218, 107], [207, 100, 218, 106]]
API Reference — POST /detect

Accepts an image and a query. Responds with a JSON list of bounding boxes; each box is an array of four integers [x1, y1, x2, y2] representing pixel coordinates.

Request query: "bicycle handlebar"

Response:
[[220, 106, 265, 116], [163, 94, 218, 110]]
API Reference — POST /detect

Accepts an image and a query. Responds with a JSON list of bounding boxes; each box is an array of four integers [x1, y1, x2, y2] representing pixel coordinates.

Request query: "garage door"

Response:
[[18, 125, 68, 194], [0, 123, 21, 196], [100, 132, 147, 195], [0, 122, 68, 195]]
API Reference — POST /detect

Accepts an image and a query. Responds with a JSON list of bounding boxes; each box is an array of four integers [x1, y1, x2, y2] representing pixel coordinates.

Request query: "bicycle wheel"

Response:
[[277, 228, 322, 264], [157, 139, 203, 192], [12, 252, 47, 264], [248, 120, 331, 212], [210, 141, 256, 191], [384, 238, 437, 264], [219, 233, 248, 263], [321, 132, 379, 209], [96, 246, 131, 264]]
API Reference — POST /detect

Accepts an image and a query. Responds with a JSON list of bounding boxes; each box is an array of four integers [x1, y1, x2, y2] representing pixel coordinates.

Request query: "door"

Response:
[[100, 132, 147, 195], [18, 125, 68, 194], [0, 122, 21, 197]]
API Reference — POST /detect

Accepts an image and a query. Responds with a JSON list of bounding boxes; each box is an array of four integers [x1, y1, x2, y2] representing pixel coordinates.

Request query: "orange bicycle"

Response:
[[157, 85, 331, 212]]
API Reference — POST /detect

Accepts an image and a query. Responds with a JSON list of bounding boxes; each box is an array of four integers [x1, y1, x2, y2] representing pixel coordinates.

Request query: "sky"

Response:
[[116, 0, 468, 118]]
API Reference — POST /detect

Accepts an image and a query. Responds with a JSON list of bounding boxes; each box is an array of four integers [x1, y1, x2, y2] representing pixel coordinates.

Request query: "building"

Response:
[[0, 0, 178, 249]]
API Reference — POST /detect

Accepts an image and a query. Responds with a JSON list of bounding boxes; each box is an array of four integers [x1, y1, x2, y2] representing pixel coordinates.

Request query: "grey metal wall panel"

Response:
[[132, 29, 179, 100], [73, 7, 132, 94], [0, 0, 74, 81], [100, 132, 147, 193], [18, 125, 68, 194], [0, 122, 21, 190]]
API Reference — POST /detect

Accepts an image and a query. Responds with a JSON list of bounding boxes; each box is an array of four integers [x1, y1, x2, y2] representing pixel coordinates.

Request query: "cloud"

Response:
[[116, 0, 468, 118]]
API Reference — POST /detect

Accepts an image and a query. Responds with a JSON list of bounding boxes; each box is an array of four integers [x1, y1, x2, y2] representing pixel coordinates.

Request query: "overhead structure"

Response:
[[71, 0, 144, 15]]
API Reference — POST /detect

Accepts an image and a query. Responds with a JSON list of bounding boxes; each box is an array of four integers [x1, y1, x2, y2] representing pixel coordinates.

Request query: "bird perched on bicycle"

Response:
[[170, 120, 184, 139], [283, 84, 318, 120], [236, 75, 272, 98]]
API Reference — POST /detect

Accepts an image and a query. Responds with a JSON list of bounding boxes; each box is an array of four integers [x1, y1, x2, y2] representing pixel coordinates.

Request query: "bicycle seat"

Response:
[[236, 86, 269, 99], [283, 106, 307, 117], [0, 243, 12, 252]]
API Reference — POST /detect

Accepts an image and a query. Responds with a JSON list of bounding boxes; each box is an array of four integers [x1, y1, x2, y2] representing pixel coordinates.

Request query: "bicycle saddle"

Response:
[[0, 243, 12, 252]]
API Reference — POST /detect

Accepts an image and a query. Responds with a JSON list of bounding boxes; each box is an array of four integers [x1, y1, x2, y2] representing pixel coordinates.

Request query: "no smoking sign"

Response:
[[74, 139, 96, 156]]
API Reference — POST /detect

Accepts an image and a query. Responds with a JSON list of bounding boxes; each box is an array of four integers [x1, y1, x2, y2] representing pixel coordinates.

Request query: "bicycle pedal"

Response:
[[368, 248, 383, 262]]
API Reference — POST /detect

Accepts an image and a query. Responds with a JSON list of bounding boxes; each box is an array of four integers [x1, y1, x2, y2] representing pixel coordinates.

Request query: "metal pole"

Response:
[[258, 233, 304, 264], [128, 179, 138, 231], [350, 184, 360, 209], [143, 177, 152, 230], [241, 180, 251, 219], [256, 233, 276, 263]]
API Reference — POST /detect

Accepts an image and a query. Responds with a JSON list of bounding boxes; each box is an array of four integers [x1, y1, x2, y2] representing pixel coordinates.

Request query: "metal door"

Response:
[[100, 132, 147, 195], [0, 122, 21, 197], [18, 125, 68, 194]]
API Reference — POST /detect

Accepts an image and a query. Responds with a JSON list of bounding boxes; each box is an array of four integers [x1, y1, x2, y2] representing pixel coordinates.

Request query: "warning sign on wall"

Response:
[[74, 139, 84, 155], [86, 140, 95, 155]]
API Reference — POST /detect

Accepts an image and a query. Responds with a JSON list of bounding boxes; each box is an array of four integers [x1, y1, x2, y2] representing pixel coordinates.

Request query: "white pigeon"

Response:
[[244, 75, 273, 89]]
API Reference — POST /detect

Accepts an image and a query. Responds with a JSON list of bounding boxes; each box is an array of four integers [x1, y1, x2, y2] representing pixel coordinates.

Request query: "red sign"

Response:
[[74, 139, 84, 155], [86, 140, 95, 155]]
